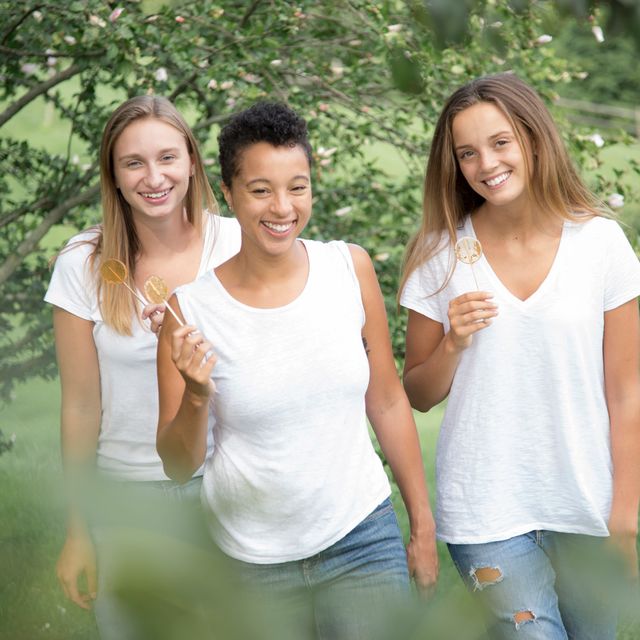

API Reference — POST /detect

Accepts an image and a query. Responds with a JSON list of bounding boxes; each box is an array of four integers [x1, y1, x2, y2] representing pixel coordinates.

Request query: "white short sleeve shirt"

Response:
[[45, 215, 241, 481], [401, 216, 640, 544]]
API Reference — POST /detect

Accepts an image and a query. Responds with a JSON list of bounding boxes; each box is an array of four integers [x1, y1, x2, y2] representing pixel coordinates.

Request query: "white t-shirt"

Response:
[[401, 215, 640, 544], [176, 239, 391, 563], [45, 214, 241, 481]]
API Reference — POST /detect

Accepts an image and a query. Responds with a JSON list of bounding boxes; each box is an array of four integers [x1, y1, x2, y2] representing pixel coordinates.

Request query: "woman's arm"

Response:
[[403, 292, 497, 412], [349, 244, 438, 592], [604, 298, 640, 577], [52, 307, 101, 609], [156, 294, 213, 483]]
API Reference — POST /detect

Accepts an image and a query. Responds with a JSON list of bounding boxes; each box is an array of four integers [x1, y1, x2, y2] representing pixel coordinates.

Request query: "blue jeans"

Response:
[[448, 531, 618, 640], [230, 498, 410, 640], [92, 476, 204, 640]]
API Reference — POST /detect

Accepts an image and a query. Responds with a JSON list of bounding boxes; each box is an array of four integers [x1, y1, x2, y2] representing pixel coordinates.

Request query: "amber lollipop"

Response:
[[100, 259, 149, 306], [146, 276, 213, 392], [454, 236, 482, 290], [143, 275, 184, 327]]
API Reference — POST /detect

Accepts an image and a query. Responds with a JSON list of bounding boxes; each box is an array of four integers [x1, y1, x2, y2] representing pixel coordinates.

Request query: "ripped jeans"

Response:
[[448, 531, 617, 640]]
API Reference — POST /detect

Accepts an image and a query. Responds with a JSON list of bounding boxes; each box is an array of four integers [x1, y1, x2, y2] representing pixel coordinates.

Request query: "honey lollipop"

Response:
[[454, 236, 482, 290], [100, 259, 148, 306], [145, 275, 212, 390], [143, 275, 184, 326]]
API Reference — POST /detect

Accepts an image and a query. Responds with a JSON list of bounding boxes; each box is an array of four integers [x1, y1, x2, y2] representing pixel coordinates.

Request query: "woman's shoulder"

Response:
[[302, 237, 359, 266], [568, 213, 630, 245], [208, 212, 239, 227], [205, 212, 240, 236], [62, 226, 101, 248], [175, 267, 216, 299], [411, 229, 454, 275], [52, 227, 101, 269], [202, 213, 241, 268]]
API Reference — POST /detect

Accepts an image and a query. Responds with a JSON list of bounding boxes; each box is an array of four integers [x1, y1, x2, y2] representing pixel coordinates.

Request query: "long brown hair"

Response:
[[399, 72, 607, 297], [92, 95, 218, 334]]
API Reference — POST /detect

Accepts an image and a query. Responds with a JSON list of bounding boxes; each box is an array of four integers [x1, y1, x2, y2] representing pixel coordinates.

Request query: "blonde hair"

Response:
[[399, 72, 607, 297], [91, 95, 218, 334]]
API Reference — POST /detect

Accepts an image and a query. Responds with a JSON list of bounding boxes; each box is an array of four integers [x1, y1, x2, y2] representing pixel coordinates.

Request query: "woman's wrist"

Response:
[[409, 507, 436, 538], [443, 330, 466, 356], [183, 385, 211, 408]]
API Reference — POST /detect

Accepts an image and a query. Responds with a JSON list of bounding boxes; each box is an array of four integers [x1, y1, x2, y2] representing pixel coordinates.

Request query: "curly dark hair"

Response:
[[218, 102, 313, 187]]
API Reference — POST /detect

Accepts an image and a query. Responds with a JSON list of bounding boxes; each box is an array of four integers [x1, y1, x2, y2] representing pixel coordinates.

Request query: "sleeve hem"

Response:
[[603, 288, 640, 313], [44, 295, 95, 321]]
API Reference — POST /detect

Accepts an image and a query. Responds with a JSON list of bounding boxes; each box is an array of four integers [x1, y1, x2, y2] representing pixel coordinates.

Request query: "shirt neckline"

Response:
[[465, 216, 567, 308], [208, 239, 312, 313]]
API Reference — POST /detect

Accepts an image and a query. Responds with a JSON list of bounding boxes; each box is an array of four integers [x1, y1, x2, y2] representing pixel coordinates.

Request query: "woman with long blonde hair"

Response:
[[400, 73, 640, 639], [45, 95, 240, 638]]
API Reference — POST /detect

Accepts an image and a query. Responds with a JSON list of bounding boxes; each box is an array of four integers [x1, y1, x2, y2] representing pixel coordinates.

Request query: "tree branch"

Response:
[[0, 325, 48, 356], [0, 196, 54, 229], [1, 4, 45, 45], [239, 0, 263, 28], [0, 352, 56, 385], [0, 183, 100, 286], [0, 63, 84, 129], [169, 71, 199, 102], [193, 112, 232, 132], [0, 44, 105, 59]]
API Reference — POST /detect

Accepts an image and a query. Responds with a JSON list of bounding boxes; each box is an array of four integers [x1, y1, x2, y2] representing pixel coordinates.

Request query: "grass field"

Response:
[[2, 378, 640, 639], [0, 378, 467, 640]]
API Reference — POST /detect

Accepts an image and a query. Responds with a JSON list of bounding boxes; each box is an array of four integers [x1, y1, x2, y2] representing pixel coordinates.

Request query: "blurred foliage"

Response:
[[554, 16, 640, 108], [0, 0, 637, 401], [0, 428, 14, 455], [419, 0, 640, 49]]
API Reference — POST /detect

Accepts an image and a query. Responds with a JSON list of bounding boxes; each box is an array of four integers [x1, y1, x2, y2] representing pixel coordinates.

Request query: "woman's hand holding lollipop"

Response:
[[446, 238, 498, 352]]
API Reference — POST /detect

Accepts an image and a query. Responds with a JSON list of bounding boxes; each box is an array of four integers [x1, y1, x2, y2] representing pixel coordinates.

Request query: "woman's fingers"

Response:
[[142, 303, 165, 335], [447, 291, 498, 349], [141, 302, 164, 320], [170, 325, 217, 394], [56, 535, 97, 610], [170, 325, 199, 361], [449, 293, 498, 326]]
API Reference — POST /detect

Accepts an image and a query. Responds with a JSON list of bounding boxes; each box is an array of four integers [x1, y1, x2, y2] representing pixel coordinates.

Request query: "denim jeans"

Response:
[[230, 497, 410, 640], [448, 531, 618, 640], [92, 476, 204, 640]]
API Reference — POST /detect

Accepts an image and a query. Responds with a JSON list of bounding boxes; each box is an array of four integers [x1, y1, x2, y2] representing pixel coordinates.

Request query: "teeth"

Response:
[[141, 189, 170, 199], [263, 221, 292, 232], [485, 172, 510, 187]]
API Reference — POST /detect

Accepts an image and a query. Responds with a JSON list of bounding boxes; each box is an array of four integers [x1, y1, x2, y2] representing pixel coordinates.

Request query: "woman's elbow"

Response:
[[162, 460, 198, 485], [402, 379, 438, 413], [156, 426, 203, 484]]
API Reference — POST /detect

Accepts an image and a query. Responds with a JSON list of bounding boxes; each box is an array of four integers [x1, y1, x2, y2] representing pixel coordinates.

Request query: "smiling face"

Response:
[[112, 117, 193, 222], [452, 101, 532, 211], [221, 141, 312, 258]]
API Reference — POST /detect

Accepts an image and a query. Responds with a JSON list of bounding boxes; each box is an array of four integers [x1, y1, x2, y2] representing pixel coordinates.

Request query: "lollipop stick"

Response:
[[163, 299, 184, 327], [470, 263, 480, 291], [122, 281, 150, 307]]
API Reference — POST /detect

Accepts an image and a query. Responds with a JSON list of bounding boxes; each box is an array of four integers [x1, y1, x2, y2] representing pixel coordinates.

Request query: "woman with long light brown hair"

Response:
[[400, 73, 640, 639], [45, 95, 240, 638]]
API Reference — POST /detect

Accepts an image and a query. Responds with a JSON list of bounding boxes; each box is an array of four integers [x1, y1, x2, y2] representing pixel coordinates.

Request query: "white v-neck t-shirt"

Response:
[[401, 215, 640, 544]]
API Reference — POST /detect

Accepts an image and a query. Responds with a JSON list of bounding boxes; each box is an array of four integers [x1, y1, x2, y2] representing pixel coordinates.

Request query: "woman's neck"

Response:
[[234, 238, 307, 285], [473, 201, 560, 241], [133, 211, 200, 261], [215, 239, 309, 308]]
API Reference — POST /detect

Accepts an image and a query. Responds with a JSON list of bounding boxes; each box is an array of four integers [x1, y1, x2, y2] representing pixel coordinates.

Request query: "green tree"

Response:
[[0, 0, 634, 401]]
